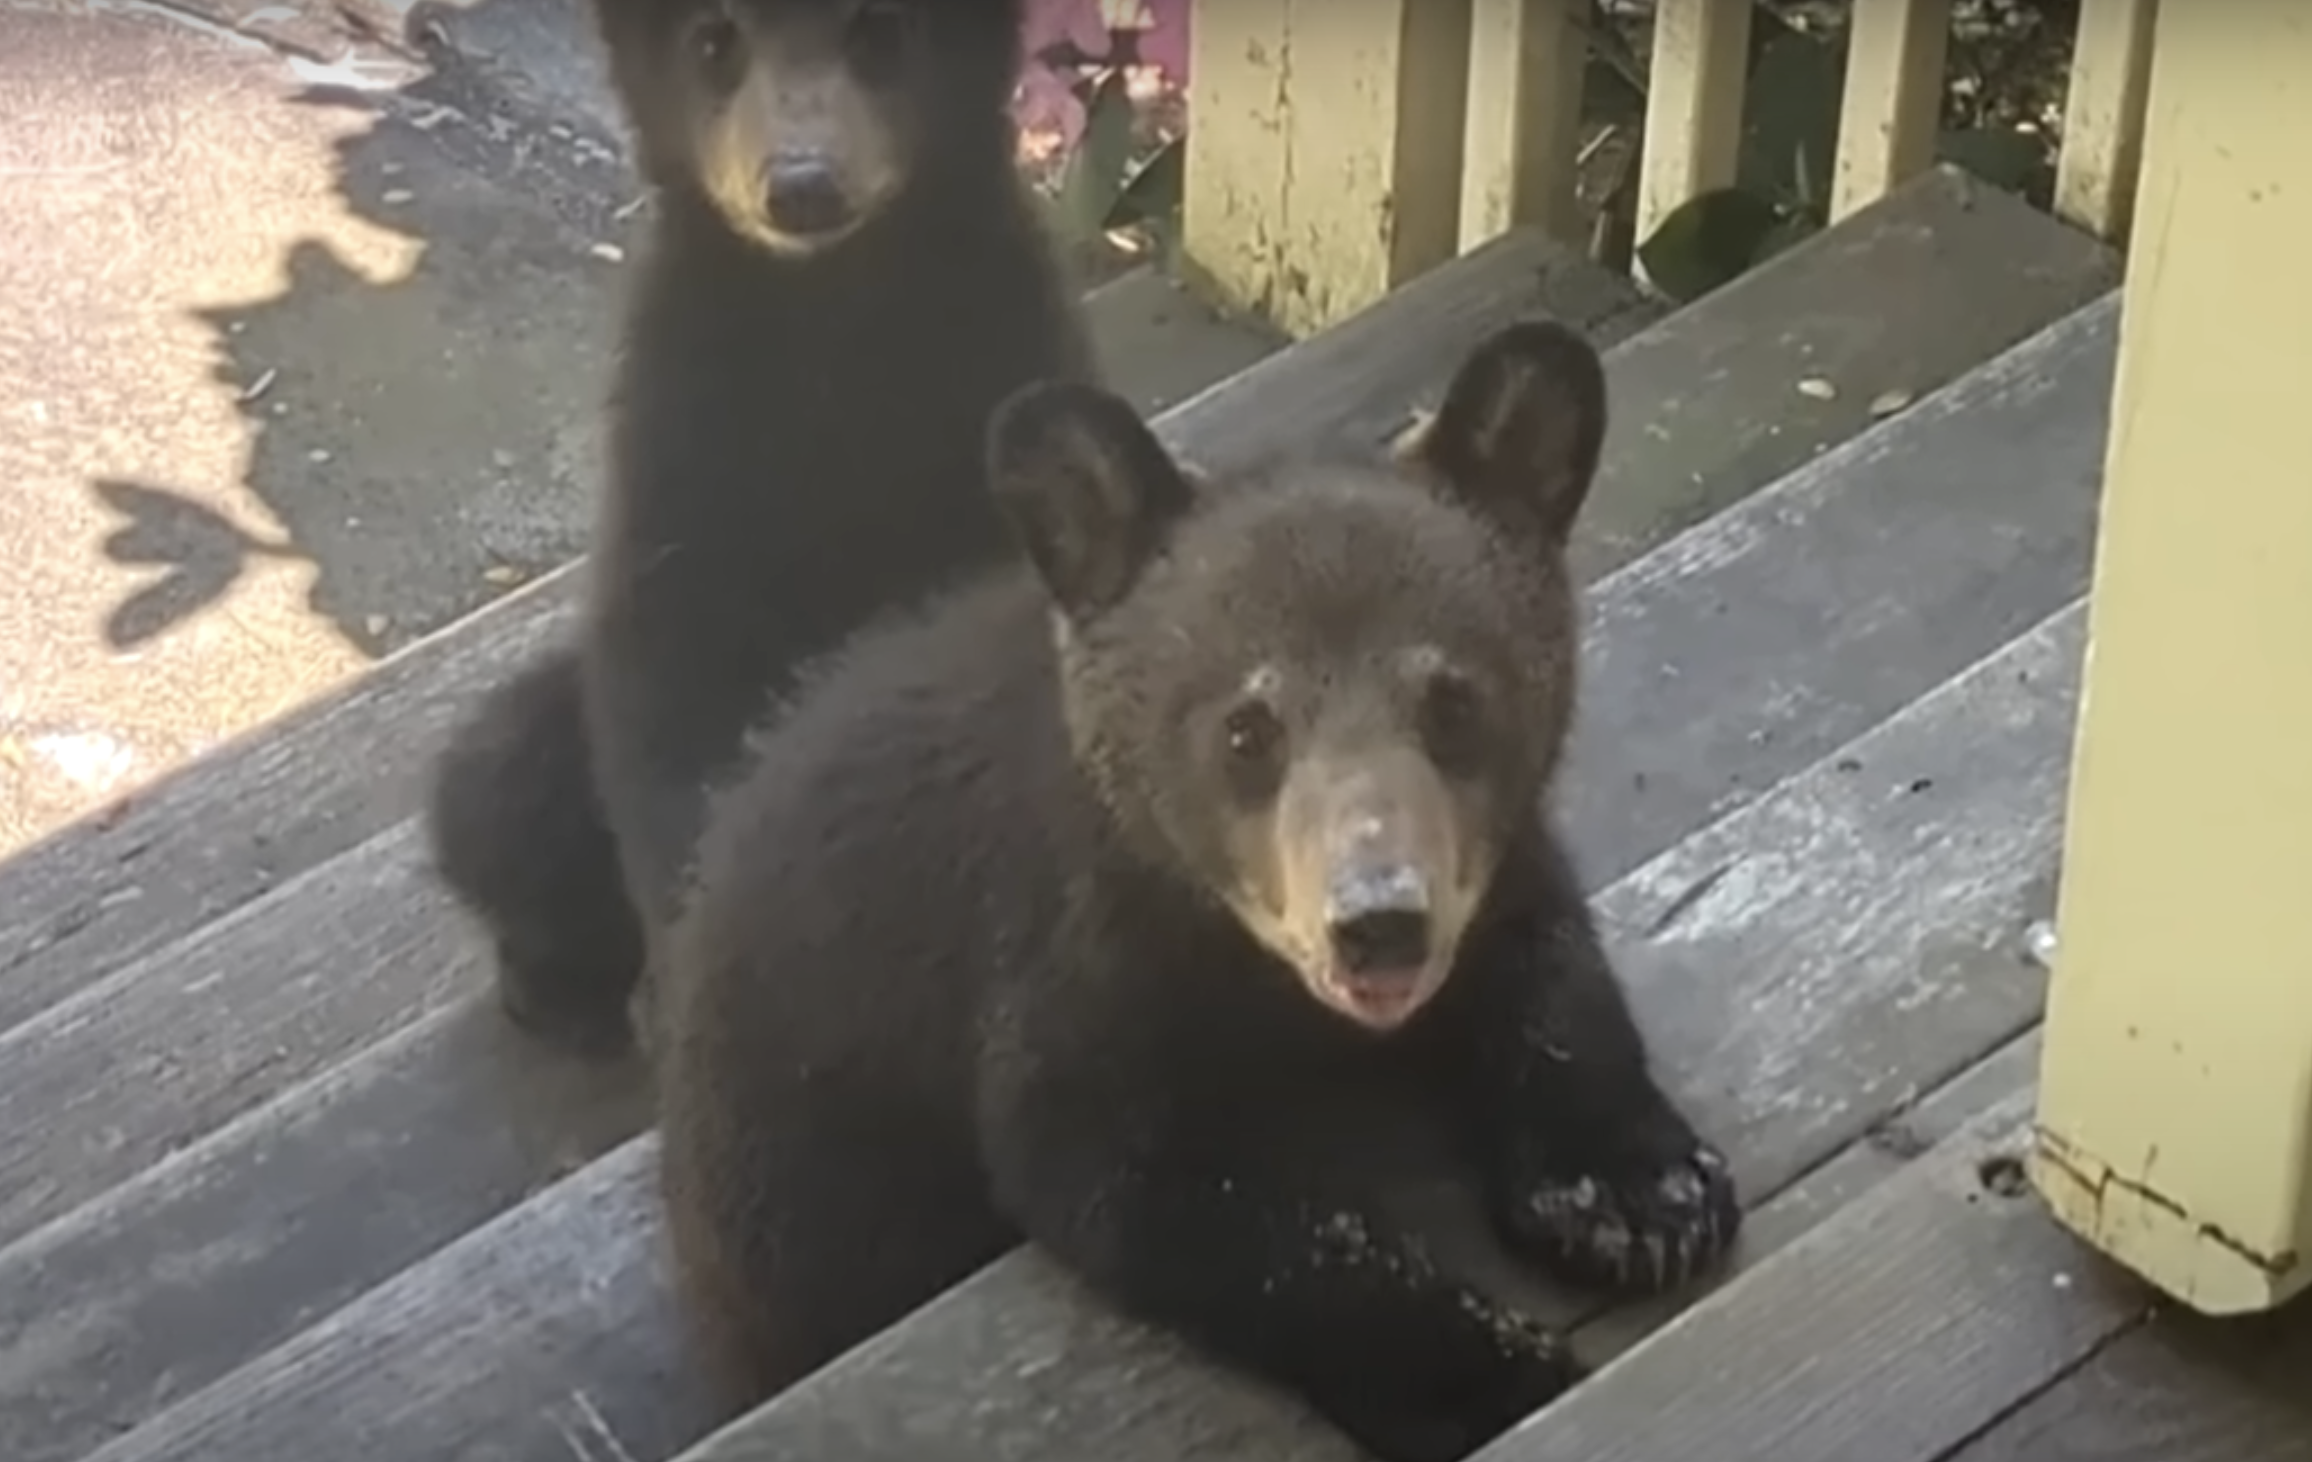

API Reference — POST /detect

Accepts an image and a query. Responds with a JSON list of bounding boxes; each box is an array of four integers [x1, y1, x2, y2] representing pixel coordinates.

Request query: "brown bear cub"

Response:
[[653, 320, 1743, 1461], [423, 0, 1091, 1054]]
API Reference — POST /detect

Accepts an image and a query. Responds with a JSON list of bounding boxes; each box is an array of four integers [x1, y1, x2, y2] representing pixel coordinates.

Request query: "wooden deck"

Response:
[[16, 154, 2299, 1462], [1476, 1091, 2312, 1462]]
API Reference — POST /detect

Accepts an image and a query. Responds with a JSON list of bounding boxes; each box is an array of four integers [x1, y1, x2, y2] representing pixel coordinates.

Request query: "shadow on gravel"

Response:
[[69, 0, 634, 659]]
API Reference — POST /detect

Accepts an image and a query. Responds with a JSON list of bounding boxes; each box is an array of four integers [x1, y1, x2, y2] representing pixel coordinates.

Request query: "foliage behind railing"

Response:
[[1010, 1, 2154, 314], [1623, 0, 2093, 301], [1009, 0, 1189, 271]]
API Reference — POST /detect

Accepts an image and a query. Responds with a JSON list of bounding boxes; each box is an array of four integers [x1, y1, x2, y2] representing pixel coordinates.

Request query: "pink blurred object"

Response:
[[1132, 0, 1188, 82], [1011, 0, 1190, 160], [1021, 0, 1115, 58]]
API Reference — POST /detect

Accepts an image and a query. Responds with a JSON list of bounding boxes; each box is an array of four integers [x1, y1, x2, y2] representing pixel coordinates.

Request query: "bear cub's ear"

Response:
[[1396, 320, 1608, 547], [988, 381, 1196, 621]]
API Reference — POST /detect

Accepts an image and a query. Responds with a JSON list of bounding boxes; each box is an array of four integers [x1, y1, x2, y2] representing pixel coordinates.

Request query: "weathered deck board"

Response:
[[1566, 163, 2118, 584], [0, 1000, 647, 1462], [0, 825, 474, 1249], [1157, 227, 1663, 476], [1557, 293, 2113, 887], [0, 573, 566, 1040], [0, 286, 2119, 1459], [1571, 1027, 2045, 1366], [1582, 601, 2081, 1208], [74, 1136, 719, 1462], [1472, 1089, 2159, 1462], [673, 1035, 2055, 1460], [1947, 1298, 2312, 1462], [89, 592, 2090, 1462]]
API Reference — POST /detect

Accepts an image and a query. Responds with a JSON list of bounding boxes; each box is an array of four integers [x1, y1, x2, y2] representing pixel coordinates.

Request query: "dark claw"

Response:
[[495, 945, 637, 1060], [1500, 1140, 1742, 1296]]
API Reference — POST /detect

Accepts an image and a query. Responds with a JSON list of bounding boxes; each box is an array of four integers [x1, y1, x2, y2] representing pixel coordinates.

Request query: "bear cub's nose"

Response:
[[762, 152, 851, 237], [1327, 907, 1432, 975]]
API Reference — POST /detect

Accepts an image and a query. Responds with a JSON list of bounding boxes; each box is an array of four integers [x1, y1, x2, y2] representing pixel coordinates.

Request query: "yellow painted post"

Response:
[[1458, 0, 1587, 252], [1633, 0, 1748, 253], [1180, 0, 1476, 338], [2053, 0, 2159, 241], [2030, 4, 2312, 1316], [1829, 0, 1951, 223]]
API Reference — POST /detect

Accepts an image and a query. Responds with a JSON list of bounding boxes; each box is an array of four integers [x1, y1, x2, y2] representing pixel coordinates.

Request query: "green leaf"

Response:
[[1138, 209, 1180, 263], [1736, 26, 1845, 211], [1104, 135, 1183, 232], [1636, 186, 1785, 304], [1751, 206, 1823, 267], [1054, 68, 1136, 242], [1937, 125, 2054, 203]]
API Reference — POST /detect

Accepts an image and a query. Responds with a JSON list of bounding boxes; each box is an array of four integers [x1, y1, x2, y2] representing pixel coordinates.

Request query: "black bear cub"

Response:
[[655, 320, 1743, 1462], [424, 0, 1090, 1054]]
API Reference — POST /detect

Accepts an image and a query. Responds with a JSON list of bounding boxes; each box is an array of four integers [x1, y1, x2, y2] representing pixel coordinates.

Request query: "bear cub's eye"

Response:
[[689, 13, 744, 90], [1419, 667, 1490, 777], [846, 0, 919, 82], [1219, 698, 1287, 800]]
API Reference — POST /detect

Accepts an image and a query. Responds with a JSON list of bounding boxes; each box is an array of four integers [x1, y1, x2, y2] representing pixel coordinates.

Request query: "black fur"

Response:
[[656, 322, 1742, 1460], [427, 653, 640, 1045], [422, 0, 1090, 1053]]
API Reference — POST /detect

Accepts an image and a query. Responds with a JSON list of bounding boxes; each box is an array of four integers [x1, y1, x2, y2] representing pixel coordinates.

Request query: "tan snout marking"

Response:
[[695, 54, 903, 256], [1230, 751, 1479, 1032]]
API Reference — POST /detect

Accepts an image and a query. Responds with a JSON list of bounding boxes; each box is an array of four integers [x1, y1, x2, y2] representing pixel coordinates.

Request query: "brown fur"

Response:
[[656, 322, 1741, 1460]]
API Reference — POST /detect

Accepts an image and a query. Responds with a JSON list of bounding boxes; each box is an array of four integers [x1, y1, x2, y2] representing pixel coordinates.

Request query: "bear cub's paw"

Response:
[[1332, 1306, 1585, 1462], [492, 941, 638, 1060], [1497, 1125, 1740, 1296]]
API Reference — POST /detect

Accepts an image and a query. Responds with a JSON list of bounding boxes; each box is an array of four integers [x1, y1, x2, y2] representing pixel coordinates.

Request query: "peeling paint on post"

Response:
[[2031, 1, 2312, 1317], [1180, 0, 1474, 337]]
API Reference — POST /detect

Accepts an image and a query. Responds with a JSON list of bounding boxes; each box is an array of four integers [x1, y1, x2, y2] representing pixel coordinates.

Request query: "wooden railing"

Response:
[[2028, 3, 2312, 1319], [1179, 0, 2160, 336]]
